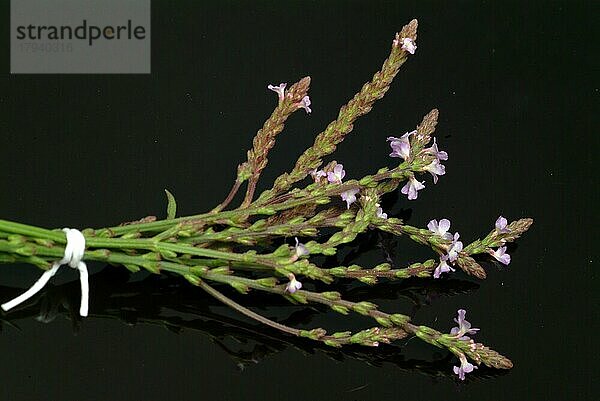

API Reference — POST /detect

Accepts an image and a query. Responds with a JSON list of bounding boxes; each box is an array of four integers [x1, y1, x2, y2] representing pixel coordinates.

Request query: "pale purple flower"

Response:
[[267, 83, 287, 102], [453, 353, 477, 381], [327, 164, 346, 184], [389, 139, 410, 159], [387, 130, 415, 160], [427, 218, 453, 240], [490, 246, 511, 265], [424, 158, 446, 184], [495, 216, 510, 234], [310, 168, 327, 182], [424, 138, 448, 161], [285, 273, 302, 294], [294, 237, 309, 258], [447, 232, 463, 262], [450, 309, 480, 340], [400, 176, 425, 200], [400, 37, 417, 54], [376, 204, 388, 219], [340, 188, 360, 209], [433, 255, 455, 278], [297, 95, 311, 114]]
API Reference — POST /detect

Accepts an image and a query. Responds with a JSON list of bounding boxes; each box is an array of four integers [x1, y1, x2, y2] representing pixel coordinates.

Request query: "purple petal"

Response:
[[401, 181, 410, 196], [299, 96, 311, 114], [340, 188, 359, 209], [453, 366, 465, 380], [376, 207, 388, 219], [492, 246, 511, 265], [401, 37, 417, 54], [495, 216, 510, 233], [408, 184, 418, 200], [401, 176, 425, 199], [462, 362, 475, 374], [454, 240, 463, 253], [424, 138, 449, 161], [294, 237, 309, 257], [439, 219, 451, 233], [399, 141, 410, 159], [389, 137, 410, 159], [268, 83, 287, 101]]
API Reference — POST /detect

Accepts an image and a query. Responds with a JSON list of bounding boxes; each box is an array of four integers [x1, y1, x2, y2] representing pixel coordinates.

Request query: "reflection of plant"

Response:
[[0, 19, 532, 380], [0, 267, 503, 382]]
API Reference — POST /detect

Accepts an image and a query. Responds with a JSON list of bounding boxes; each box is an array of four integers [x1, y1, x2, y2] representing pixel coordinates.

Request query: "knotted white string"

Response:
[[1, 228, 89, 317]]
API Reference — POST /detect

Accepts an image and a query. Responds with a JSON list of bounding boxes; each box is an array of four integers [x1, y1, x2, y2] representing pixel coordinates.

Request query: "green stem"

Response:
[[197, 280, 301, 336], [104, 164, 409, 236], [211, 179, 243, 213], [0, 219, 65, 242]]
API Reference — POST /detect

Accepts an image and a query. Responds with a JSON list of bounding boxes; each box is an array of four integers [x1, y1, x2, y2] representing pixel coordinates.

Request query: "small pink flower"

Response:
[[424, 159, 446, 184], [453, 353, 477, 380], [447, 232, 463, 262], [376, 204, 388, 219], [424, 137, 448, 161], [400, 37, 417, 54], [294, 237, 309, 258], [427, 218, 453, 240], [285, 273, 302, 294], [450, 309, 479, 340], [387, 131, 414, 160], [267, 83, 287, 102], [327, 164, 346, 184], [433, 255, 455, 278], [297, 95, 311, 114], [490, 246, 511, 265], [310, 169, 327, 182], [340, 188, 360, 209], [495, 216, 510, 234], [401, 175, 425, 200]]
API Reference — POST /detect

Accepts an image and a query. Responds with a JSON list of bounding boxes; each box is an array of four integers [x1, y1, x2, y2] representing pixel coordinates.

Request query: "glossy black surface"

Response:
[[0, 1, 596, 400]]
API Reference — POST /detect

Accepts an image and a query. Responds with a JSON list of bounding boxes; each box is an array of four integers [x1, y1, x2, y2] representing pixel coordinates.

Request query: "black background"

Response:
[[0, 1, 596, 400]]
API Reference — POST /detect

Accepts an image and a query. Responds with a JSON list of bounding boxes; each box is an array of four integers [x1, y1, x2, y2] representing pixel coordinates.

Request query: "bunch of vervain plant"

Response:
[[0, 20, 532, 380]]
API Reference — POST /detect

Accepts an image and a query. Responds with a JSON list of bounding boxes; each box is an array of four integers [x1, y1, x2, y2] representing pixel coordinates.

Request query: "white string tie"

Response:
[[1, 228, 89, 317]]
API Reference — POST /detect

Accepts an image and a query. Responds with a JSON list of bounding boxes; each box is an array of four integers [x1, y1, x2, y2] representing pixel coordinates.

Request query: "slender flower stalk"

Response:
[[237, 76, 312, 208]]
